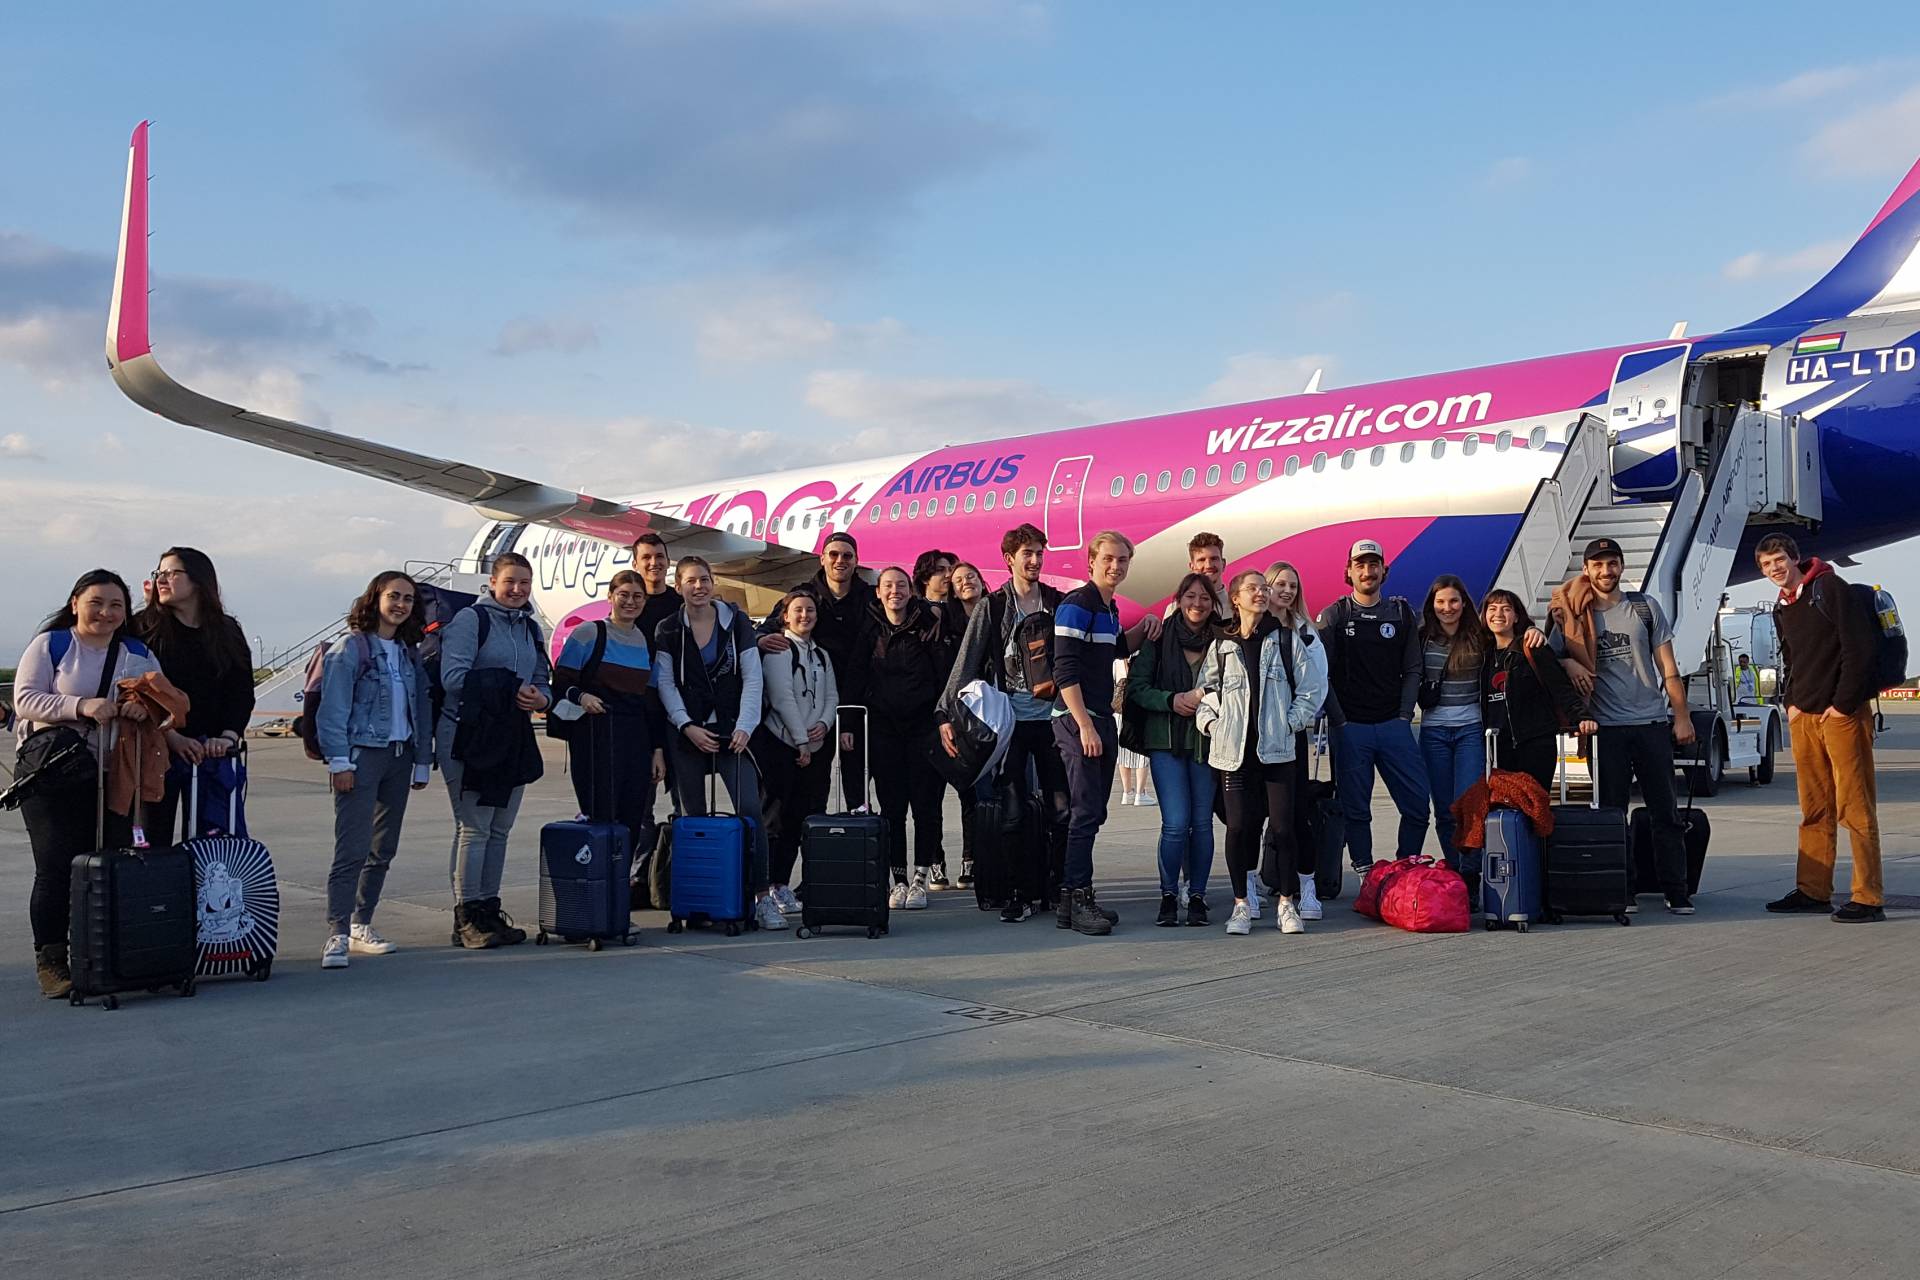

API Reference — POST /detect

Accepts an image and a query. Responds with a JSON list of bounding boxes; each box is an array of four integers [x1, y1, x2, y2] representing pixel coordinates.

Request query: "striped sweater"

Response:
[[1052, 584, 1131, 717]]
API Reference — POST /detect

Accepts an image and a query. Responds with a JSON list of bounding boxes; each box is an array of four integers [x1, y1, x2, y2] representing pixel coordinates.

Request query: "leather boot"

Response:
[[482, 896, 527, 945], [35, 945, 72, 999], [1068, 888, 1113, 936], [1086, 886, 1120, 925], [452, 902, 499, 950]]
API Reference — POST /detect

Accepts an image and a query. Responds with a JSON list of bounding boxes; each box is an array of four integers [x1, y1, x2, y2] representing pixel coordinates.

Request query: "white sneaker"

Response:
[[1296, 880, 1323, 921], [1136, 792, 1157, 807], [755, 896, 790, 930], [1277, 900, 1306, 934], [349, 923, 397, 954], [321, 934, 350, 969], [1120, 794, 1135, 805], [1226, 902, 1252, 936], [771, 885, 802, 914], [888, 880, 909, 909], [1246, 881, 1263, 919], [905, 874, 929, 910]]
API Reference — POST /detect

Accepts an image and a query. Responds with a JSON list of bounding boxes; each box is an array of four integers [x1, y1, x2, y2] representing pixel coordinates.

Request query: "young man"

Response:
[[940, 522, 1067, 922], [1186, 531, 1232, 619], [628, 532, 684, 838], [759, 532, 877, 806], [1052, 530, 1162, 935], [1547, 537, 1697, 914], [1757, 534, 1886, 923], [1316, 539, 1429, 873], [1733, 653, 1759, 704]]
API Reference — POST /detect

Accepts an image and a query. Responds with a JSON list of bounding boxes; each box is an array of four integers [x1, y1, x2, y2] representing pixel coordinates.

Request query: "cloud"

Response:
[[1481, 156, 1531, 189], [804, 368, 1087, 449], [369, 7, 1028, 251], [529, 414, 815, 490], [335, 348, 430, 376], [1203, 353, 1337, 405], [1710, 64, 1881, 110], [1796, 83, 1920, 177], [696, 294, 904, 363], [1721, 238, 1851, 281], [0, 431, 45, 461], [491, 316, 600, 358]]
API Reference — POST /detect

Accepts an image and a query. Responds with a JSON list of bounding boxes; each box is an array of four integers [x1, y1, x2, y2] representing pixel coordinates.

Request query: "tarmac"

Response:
[[3, 716, 1918, 1279]]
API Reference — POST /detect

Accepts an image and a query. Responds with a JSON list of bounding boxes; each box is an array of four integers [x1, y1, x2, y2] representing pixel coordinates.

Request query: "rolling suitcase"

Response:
[[667, 756, 758, 936], [966, 778, 1019, 911], [184, 745, 279, 981], [537, 727, 636, 949], [1630, 776, 1710, 897], [797, 706, 892, 938], [1544, 748, 1633, 926], [69, 730, 198, 1008], [1306, 719, 1345, 901], [1480, 729, 1543, 932]]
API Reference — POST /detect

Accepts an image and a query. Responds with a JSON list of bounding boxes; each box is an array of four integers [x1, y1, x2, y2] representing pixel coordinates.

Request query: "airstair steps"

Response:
[[1524, 499, 1672, 622]]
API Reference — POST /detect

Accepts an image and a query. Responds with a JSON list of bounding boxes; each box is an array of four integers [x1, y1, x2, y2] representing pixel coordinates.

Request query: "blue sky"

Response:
[[4, 1, 1920, 662]]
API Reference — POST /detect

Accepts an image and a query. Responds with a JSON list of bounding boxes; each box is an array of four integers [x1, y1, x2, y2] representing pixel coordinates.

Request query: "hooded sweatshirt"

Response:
[[436, 595, 552, 730], [1775, 558, 1881, 715], [846, 596, 951, 729]]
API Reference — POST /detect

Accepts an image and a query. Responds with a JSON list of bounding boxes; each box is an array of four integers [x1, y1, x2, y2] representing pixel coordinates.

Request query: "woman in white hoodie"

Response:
[[753, 589, 841, 913], [1264, 560, 1332, 918]]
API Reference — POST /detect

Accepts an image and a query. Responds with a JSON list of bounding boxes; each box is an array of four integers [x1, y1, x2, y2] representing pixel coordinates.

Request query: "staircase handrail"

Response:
[[256, 615, 352, 682], [1646, 410, 1768, 677], [1491, 413, 1609, 601]]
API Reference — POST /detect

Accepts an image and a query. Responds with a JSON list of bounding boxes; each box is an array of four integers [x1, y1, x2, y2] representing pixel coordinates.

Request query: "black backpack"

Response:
[[1814, 579, 1909, 694], [996, 588, 1057, 700]]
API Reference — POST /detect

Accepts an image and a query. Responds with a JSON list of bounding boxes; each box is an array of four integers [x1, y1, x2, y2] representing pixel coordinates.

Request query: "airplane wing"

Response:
[[104, 122, 812, 587]]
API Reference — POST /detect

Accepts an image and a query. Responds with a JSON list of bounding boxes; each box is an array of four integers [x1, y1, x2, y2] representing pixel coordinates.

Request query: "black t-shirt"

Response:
[[1324, 597, 1417, 724], [637, 589, 680, 648]]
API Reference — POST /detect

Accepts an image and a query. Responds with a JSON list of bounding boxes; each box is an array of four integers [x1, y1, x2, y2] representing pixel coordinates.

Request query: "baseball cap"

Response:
[[822, 531, 859, 555], [1582, 537, 1625, 563], [1348, 538, 1386, 562]]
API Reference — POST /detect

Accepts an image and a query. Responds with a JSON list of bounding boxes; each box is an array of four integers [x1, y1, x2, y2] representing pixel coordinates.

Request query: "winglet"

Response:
[[1741, 152, 1920, 329], [106, 121, 152, 366]]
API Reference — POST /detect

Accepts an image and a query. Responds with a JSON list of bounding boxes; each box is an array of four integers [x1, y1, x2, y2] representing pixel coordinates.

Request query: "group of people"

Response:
[[9, 518, 1891, 994]]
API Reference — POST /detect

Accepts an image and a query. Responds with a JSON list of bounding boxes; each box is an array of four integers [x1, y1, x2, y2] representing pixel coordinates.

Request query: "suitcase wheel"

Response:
[[251, 961, 272, 982], [724, 922, 741, 937], [535, 932, 549, 946], [621, 932, 638, 947], [1542, 910, 1564, 925], [102, 994, 120, 1011], [795, 926, 813, 940], [1615, 913, 1632, 926], [1484, 919, 1496, 932], [586, 938, 602, 952], [866, 926, 880, 939], [69, 992, 83, 1007], [666, 919, 684, 934], [1516, 921, 1530, 934], [181, 978, 197, 997]]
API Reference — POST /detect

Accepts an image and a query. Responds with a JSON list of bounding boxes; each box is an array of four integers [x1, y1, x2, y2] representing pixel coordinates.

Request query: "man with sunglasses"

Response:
[[759, 532, 877, 805]]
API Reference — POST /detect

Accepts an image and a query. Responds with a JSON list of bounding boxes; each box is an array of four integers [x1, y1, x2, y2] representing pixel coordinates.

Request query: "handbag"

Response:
[[9, 633, 121, 802]]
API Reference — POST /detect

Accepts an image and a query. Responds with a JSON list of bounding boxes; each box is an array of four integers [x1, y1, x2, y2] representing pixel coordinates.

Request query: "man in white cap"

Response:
[[1316, 538, 1429, 872]]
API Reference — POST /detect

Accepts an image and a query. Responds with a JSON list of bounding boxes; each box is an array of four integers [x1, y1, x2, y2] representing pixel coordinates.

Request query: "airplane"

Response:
[[107, 120, 1920, 692]]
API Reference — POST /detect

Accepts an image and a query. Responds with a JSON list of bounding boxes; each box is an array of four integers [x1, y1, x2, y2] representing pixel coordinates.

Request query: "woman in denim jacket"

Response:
[[314, 571, 433, 971]]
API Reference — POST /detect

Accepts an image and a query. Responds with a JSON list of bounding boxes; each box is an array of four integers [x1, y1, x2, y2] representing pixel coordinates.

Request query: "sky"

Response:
[[4, 1, 1920, 664]]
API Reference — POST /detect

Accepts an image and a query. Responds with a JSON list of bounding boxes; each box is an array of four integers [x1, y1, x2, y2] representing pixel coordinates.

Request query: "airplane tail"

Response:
[[1742, 153, 1920, 329]]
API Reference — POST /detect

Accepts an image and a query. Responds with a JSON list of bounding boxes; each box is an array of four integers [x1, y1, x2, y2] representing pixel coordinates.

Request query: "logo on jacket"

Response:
[[1379, 622, 1397, 639], [574, 844, 594, 866]]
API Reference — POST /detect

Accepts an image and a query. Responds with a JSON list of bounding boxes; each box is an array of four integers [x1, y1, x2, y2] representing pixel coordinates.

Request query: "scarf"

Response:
[[1155, 609, 1213, 694]]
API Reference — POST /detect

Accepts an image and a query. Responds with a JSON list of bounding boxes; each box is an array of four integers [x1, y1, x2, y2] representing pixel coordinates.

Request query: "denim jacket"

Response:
[[316, 631, 433, 777], [1195, 620, 1327, 770]]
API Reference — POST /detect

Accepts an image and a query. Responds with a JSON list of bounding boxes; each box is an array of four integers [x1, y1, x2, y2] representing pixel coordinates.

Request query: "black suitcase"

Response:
[[1630, 781, 1710, 897], [69, 738, 198, 1008], [796, 706, 892, 939], [968, 778, 1025, 910], [1544, 750, 1633, 926]]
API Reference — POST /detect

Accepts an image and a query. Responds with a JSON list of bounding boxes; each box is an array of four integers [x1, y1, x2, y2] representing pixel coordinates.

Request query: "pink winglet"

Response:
[[115, 121, 152, 363], [1862, 153, 1920, 239]]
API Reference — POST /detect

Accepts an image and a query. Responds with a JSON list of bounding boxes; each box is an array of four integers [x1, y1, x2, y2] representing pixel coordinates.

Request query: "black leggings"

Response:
[[567, 713, 657, 857], [1491, 729, 1557, 795], [870, 722, 945, 876], [22, 778, 132, 949], [1222, 760, 1296, 902], [756, 728, 834, 885]]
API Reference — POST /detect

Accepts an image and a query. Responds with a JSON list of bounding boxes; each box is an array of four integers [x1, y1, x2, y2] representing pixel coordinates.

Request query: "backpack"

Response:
[[294, 633, 371, 762], [1814, 579, 1909, 694], [426, 605, 548, 724], [1012, 608, 1057, 701]]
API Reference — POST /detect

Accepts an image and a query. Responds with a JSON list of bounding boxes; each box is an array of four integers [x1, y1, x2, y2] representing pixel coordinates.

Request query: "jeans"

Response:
[[670, 734, 772, 893], [1421, 719, 1485, 881], [1594, 721, 1686, 897], [21, 776, 133, 948], [1336, 718, 1430, 868], [1790, 707, 1883, 906], [1222, 760, 1296, 901], [1052, 713, 1118, 891], [1147, 750, 1215, 898], [439, 737, 526, 904], [328, 741, 415, 936]]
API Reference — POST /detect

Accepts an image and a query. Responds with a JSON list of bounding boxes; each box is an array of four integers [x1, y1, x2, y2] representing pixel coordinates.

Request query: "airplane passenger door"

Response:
[[1045, 455, 1094, 551], [1608, 344, 1690, 498]]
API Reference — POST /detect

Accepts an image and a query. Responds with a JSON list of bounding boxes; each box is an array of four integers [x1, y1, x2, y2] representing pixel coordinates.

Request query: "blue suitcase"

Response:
[[1481, 730, 1543, 931], [667, 763, 758, 936], [536, 820, 635, 949]]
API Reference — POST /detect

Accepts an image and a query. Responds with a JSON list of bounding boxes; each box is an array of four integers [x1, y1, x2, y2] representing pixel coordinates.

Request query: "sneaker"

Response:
[[1297, 879, 1324, 921], [1225, 902, 1252, 936], [1185, 895, 1210, 927], [1664, 894, 1695, 916], [349, 924, 397, 955], [1766, 889, 1832, 913], [1276, 900, 1306, 935], [1833, 901, 1887, 923], [1135, 792, 1156, 807], [322, 934, 351, 969], [1068, 888, 1113, 936], [904, 875, 929, 910], [1000, 899, 1033, 924], [888, 880, 909, 909], [755, 896, 790, 930], [770, 885, 801, 914], [1245, 881, 1263, 920], [1156, 893, 1179, 927], [929, 862, 951, 889], [957, 859, 975, 889], [1119, 793, 1135, 806]]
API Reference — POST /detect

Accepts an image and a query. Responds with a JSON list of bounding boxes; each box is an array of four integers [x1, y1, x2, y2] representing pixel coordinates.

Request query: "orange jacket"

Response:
[[1450, 770, 1555, 852], [1547, 573, 1598, 685], [108, 672, 191, 818]]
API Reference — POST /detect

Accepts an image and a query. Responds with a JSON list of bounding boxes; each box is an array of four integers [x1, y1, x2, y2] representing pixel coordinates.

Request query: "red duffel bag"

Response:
[[1353, 856, 1471, 933]]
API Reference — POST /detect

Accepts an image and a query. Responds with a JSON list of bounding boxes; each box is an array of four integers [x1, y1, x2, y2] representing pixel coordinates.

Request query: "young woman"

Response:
[[1481, 589, 1595, 792], [1126, 573, 1219, 927], [553, 570, 667, 871], [1197, 571, 1325, 937], [949, 562, 987, 617], [133, 547, 255, 844], [12, 570, 160, 998], [1419, 576, 1489, 886], [754, 589, 840, 912], [654, 556, 785, 931], [437, 552, 551, 949], [315, 571, 433, 970], [849, 566, 952, 909], [1114, 655, 1155, 806], [1264, 560, 1332, 918]]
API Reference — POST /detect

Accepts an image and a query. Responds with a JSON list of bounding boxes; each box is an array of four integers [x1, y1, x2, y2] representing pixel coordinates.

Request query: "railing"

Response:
[[1490, 413, 1609, 603], [1647, 409, 1768, 681]]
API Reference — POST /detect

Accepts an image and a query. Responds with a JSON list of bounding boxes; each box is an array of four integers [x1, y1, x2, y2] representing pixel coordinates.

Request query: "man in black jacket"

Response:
[[1758, 533, 1886, 923], [759, 532, 876, 806]]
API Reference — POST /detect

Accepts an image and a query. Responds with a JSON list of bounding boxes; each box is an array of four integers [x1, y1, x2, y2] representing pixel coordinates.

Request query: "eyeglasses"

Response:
[[152, 568, 191, 580]]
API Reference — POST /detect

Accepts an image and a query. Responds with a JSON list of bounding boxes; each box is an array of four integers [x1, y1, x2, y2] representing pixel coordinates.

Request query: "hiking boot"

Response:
[[1067, 888, 1113, 936], [452, 902, 499, 950], [35, 945, 71, 1000], [1086, 887, 1119, 925], [1156, 893, 1179, 927], [1185, 895, 1209, 927], [482, 897, 527, 945], [1765, 889, 1832, 913], [1832, 901, 1886, 923], [1056, 891, 1073, 929]]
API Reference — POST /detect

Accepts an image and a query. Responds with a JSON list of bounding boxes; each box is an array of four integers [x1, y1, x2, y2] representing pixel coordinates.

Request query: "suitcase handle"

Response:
[[187, 740, 246, 838], [835, 704, 874, 814], [1484, 727, 1499, 779], [1556, 735, 1601, 810]]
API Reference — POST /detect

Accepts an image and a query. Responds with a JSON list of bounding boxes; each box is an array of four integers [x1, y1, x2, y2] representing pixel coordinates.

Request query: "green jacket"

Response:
[[1124, 633, 1208, 756]]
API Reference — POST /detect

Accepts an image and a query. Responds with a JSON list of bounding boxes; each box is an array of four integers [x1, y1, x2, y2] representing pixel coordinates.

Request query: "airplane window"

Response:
[[1230, 461, 1246, 484], [787, 515, 798, 531], [1370, 446, 1385, 467], [1340, 449, 1355, 470], [1004, 488, 1017, 509], [889, 503, 901, 521], [1180, 467, 1195, 489], [908, 500, 920, 518], [1495, 430, 1512, 452], [1564, 420, 1579, 442], [1257, 458, 1273, 481], [1023, 486, 1037, 506], [1431, 439, 1447, 458], [1110, 476, 1124, 498], [984, 490, 997, 511], [1312, 452, 1327, 473], [1463, 434, 1479, 456], [940, 495, 953, 515], [1401, 443, 1416, 463], [1530, 425, 1547, 450], [869, 507, 880, 523], [802, 513, 813, 528], [1284, 455, 1299, 477], [1155, 470, 1171, 493], [1133, 473, 1147, 495], [1205, 464, 1221, 487], [755, 519, 766, 535], [965, 493, 977, 513]]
